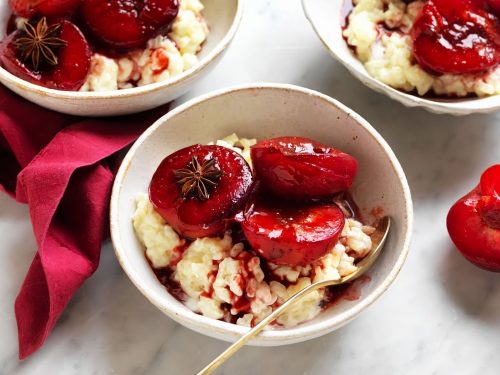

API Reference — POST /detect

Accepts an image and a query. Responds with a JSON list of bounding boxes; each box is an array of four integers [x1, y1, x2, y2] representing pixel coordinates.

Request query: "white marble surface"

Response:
[[1, 1, 500, 374]]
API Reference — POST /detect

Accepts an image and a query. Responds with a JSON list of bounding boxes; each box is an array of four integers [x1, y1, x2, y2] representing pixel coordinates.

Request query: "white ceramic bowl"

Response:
[[110, 84, 413, 346], [0, 0, 243, 116], [302, 0, 500, 115]]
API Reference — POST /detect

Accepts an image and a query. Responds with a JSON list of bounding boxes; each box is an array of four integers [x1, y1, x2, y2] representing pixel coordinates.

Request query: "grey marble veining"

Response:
[[1, 1, 500, 374]]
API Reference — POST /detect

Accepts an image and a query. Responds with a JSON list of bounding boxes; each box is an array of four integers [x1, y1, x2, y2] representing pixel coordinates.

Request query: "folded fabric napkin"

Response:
[[0, 84, 168, 359]]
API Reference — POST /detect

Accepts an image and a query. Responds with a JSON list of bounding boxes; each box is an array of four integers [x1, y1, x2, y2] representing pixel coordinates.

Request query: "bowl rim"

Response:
[[110, 83, 414, 343], [0, 0, 244, 99], [301, 0, 500, 115]]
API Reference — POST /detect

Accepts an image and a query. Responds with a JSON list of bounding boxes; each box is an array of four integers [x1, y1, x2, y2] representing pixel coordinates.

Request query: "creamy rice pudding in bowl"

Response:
[[303, 0, 500, 115], [110, 84, 413, 345], [0, 0, 243, 116]]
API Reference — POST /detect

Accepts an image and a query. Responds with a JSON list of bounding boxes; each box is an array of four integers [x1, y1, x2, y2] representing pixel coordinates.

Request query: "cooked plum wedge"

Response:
[[250, 136, 358, 201], [10, 0, 81, 18], [149, 145, 254, 239], [0, 18, 91, 91], [81, 0, 180, 49], [411, 0, 500, 75], [240, 192, 346, 267]]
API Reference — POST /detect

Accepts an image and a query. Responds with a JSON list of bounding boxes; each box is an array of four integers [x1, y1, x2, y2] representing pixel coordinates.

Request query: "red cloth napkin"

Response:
[[0, 84, 169, 359]]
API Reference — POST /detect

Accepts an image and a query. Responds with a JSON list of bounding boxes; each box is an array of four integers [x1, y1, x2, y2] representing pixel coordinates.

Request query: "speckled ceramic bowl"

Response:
[[0, 0, 243, 116], [302, 0, 500, 115], [110, 84, 413, 346]]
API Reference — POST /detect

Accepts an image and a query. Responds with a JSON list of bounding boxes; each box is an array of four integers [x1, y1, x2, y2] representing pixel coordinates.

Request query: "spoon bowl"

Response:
[[196, 216, 391, 375]]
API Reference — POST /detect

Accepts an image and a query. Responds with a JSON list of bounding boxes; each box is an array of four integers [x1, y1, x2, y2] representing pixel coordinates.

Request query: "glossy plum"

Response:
[[149, 145, 254, 239], [447, 165, 500, 272], [411, 0, 500, 74], [81, 0, 179, 49], [250, 137, 358, 201], [241, 194, 345, 266], [0, 20, 91, 91], [10, 0, 81, 18]]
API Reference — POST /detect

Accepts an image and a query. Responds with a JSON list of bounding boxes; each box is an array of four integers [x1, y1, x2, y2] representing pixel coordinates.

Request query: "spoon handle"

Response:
[[196, 279, 338, 375]]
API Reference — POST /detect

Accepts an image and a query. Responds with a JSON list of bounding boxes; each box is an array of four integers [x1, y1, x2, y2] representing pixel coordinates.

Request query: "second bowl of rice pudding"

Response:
[[303, 0, 500, 114]]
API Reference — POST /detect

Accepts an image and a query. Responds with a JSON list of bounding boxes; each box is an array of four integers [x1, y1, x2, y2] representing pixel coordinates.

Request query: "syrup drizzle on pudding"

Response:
[[148, 193, 370, 326], [137, 136, 373, 328]]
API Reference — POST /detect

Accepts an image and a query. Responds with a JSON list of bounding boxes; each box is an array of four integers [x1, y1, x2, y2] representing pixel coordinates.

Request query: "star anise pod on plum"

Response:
[[13, 17, 67, 71], [173, 157, 222, 201]]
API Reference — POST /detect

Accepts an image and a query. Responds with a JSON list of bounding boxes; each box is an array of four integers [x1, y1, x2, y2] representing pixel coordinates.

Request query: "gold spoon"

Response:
[[196, 216, 391, 375]]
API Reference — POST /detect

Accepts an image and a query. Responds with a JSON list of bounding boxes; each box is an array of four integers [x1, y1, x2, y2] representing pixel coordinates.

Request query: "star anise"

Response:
[[13, 17, 67, 71], [173, 157, 222, 201]]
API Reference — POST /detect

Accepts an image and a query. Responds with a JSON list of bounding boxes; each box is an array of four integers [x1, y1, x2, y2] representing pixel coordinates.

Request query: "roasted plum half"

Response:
[[251, 137, 358, 201], [149, 145, 254, 239]]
